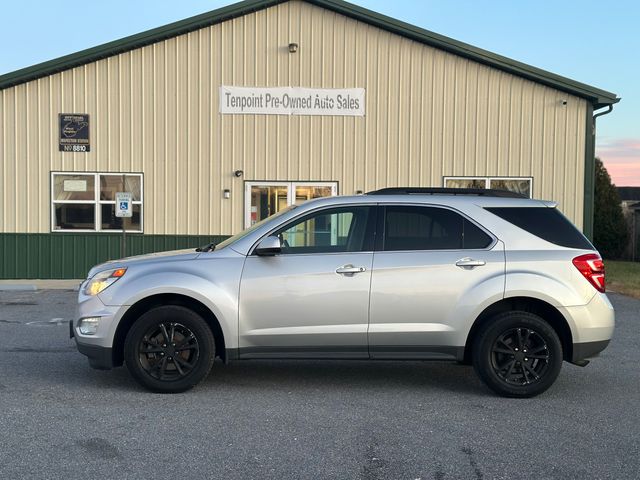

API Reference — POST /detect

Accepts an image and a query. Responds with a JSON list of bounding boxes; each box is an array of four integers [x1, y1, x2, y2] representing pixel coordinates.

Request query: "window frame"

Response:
[[443, 176, 533, 198], [376, 204, 497, 252], [243, 181, 338, 228], [51, 171, 144, 233]]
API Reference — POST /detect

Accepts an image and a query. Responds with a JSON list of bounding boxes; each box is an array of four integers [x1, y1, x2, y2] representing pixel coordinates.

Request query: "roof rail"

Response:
[[366, 187, 527, 198]]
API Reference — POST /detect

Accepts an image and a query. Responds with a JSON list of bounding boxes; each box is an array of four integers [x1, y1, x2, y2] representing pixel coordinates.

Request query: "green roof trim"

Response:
[[0, 0, 619, 107]]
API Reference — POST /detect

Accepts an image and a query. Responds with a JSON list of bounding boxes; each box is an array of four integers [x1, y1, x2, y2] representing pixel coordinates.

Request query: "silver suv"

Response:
[[72, 188, 614, 397]]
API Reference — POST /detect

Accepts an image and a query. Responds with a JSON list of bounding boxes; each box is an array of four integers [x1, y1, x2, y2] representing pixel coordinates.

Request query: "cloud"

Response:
[[596, 138, 640, 186]]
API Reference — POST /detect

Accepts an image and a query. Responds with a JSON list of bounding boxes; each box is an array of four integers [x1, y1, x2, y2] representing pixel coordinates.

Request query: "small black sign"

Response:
[[59, 113, 90, 152]]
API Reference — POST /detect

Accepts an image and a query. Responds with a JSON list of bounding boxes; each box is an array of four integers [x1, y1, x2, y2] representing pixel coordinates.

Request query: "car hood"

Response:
[[86, 248, 199, 278]]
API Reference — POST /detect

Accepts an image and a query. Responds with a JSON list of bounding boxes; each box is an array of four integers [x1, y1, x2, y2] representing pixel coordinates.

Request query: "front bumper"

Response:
[[76, 341, 114, 370], [72, 287, 126, 370], [70, 319, 114, 370]]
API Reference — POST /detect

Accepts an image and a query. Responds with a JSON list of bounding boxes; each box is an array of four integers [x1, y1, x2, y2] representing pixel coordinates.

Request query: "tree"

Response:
[[593, 157, 628, 259]]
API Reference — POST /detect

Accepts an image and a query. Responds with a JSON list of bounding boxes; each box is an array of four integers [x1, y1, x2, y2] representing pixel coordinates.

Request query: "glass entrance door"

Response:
[[244, 182, 337, 228]]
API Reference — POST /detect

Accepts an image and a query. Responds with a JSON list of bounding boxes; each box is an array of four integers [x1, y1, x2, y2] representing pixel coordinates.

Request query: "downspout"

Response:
[[583, 103, 615, 240]]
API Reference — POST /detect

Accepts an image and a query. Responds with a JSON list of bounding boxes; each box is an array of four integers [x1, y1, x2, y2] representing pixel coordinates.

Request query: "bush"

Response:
[[593, 158, 628, 259]]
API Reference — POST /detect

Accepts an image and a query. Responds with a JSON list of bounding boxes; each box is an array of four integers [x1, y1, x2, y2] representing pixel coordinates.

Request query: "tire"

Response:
[[124, 305, 215, 393], [472, 311, 563, 398]]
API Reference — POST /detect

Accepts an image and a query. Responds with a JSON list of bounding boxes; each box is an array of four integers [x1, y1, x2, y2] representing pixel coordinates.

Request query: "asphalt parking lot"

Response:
[[0, 289, 638, 479]]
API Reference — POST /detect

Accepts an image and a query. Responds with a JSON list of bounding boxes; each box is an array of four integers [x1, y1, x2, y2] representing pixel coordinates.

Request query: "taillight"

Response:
[[572, 254, 605, 293]]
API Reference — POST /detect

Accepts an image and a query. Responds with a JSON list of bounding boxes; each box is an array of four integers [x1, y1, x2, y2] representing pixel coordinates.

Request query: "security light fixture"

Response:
[[223, 189, 231, 199], [288, 42, 299, 53], [234, 170, 244, 177]]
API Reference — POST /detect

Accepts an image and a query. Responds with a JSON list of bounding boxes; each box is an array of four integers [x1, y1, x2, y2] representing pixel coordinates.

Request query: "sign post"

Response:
[[116, 176, 133, 258]]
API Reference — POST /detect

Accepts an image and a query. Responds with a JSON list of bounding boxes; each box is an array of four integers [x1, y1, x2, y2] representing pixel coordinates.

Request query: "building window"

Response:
[[51, 172, 143, 232], [444, 177, 532, 197], [244, 181, 338, 228]]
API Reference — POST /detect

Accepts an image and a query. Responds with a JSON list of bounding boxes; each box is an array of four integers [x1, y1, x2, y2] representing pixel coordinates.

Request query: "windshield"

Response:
[[214, 205, 298, 250]]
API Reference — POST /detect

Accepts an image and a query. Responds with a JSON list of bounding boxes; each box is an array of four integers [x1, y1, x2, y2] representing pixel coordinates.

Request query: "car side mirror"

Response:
[[255, 235, 282, 256]]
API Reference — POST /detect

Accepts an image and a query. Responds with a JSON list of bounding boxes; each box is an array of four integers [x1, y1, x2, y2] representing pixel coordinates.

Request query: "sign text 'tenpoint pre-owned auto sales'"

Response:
[[219, 86, 365, 116]]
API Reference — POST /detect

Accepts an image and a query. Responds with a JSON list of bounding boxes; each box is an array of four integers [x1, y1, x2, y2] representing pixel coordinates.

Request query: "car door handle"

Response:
[[455, 258, 486, 268], [336, 264, 367, 275]]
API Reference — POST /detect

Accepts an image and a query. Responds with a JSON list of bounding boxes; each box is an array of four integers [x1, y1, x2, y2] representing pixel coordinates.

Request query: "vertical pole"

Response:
[[634, 211, 638, 262], [121, 174, 127, 258]]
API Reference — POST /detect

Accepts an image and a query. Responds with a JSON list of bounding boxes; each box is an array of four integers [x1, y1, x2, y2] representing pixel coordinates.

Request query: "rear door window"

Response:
[[382, 206, 492, 251], [485, 207, 593, 249]]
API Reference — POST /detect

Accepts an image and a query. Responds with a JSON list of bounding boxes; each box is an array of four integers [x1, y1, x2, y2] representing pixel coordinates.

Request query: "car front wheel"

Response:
[[124, 305, 215, 393], [472, 311, 563, 398]]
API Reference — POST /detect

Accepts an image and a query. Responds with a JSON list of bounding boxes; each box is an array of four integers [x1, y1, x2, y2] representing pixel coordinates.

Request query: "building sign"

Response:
[[63, 180, 87, 192], [219, 86, 365, 116], [59, 114, 90, 152]]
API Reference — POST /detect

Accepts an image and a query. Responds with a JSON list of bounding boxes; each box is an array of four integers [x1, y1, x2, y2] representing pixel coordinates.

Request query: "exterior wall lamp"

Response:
[[223, 189, 231, 199], [288, 43, 299, 53]]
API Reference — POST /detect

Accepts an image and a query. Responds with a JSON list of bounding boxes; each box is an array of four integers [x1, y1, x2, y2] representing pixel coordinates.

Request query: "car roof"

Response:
[[226, 192, 557, 255], [295, 193, 553, 209]]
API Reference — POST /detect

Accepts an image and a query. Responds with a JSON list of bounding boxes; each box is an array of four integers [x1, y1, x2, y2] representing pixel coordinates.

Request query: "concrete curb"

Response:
[[0, 284, 38, 291], [0, 280, 82, 291]]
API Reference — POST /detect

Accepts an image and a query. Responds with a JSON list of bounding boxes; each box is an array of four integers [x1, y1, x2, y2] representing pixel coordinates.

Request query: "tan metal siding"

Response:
[[1, 0, 587, 235]]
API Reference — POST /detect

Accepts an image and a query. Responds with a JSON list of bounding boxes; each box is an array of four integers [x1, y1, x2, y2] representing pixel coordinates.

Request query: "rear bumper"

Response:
[[560, 293, 615, 344], [572, 339, 610, 363], [75, 341, 114, 370]]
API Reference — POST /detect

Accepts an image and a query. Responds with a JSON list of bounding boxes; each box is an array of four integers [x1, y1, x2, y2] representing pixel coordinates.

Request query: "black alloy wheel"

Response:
[[490, 327, 550, 386], [124, 305, 215, 393], [473, 311, 563, 398], [138, 322, 200, 381]]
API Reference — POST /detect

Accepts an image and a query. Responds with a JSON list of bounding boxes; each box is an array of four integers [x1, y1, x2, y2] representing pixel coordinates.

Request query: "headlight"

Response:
[[84, 268, 127, 296]]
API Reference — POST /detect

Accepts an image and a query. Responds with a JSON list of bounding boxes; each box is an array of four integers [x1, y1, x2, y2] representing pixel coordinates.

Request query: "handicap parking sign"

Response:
[[115, 192, 133, 218]]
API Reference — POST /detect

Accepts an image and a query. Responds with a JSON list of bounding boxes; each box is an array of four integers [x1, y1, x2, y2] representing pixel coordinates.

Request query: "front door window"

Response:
[[245, 182, 337, 228], [274, 206, 373, 253]]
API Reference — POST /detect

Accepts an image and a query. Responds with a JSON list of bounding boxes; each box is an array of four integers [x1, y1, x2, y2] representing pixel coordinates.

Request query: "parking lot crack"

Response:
[[360, 439, 387, 480], [461, 447, 484, 480]]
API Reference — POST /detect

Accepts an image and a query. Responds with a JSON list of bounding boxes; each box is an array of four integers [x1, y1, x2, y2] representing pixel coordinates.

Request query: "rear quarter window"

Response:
[[485, 207, 594, 250]]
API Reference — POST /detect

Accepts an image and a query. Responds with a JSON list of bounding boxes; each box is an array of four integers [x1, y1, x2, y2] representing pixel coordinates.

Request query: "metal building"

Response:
[[0, 0, 619, 278]]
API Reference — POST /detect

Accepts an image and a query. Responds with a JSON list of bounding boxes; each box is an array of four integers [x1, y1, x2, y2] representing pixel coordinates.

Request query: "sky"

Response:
[[1, 0, 638, 185]]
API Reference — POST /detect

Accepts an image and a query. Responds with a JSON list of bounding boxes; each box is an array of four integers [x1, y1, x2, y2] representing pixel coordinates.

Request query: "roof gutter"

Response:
[[593, 104, 614, 122], [0, 0, 621, 107]]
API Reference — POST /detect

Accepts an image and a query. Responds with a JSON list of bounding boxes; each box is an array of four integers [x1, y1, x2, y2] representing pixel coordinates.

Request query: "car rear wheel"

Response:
[[472, 311, 563, 398], [124, 305, 215, 393]]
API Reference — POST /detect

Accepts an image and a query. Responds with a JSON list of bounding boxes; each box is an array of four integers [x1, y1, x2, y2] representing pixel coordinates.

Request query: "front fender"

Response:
[[98, 259, 244, 349]]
